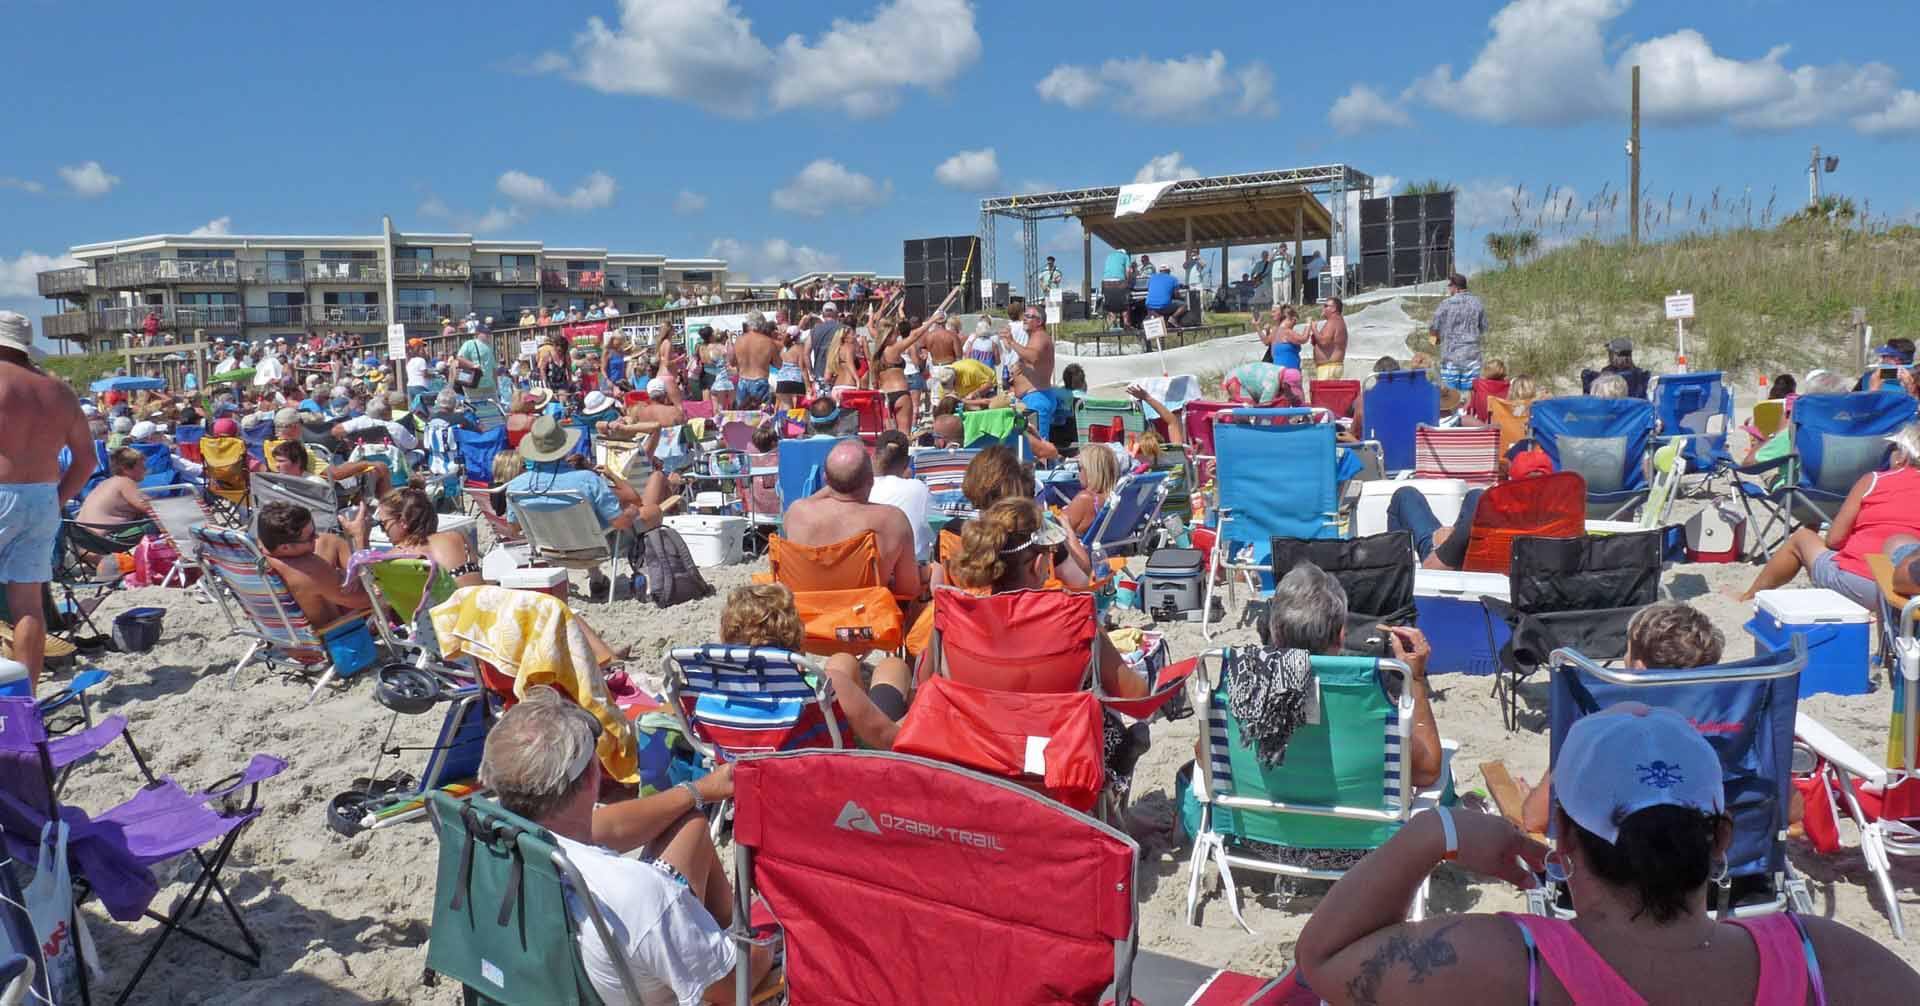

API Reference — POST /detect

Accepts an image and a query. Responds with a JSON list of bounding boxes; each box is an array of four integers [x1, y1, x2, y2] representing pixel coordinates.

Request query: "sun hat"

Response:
[[524, 387, 552, 409], [581, 390, 613, 414], [518, 415, 581, 463], [129, 420, 157, 440], [1553, 704, 1725, 844]]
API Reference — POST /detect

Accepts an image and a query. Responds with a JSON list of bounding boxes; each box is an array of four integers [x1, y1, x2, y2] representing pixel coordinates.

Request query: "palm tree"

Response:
[[1484, 230, 1540, 269], [1785, 195, 1858, 226], [1399, 179, 1457, 195]]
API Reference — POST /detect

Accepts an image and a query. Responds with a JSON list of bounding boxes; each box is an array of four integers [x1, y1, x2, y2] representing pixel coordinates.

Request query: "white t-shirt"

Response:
[[405, 355, 429, 389], [555, 835, 736, 1006], [869, 473, 933, 562]]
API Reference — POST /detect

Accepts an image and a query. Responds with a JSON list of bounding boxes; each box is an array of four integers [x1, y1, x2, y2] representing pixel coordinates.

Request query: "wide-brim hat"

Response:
[[519, 415, 581, 463]]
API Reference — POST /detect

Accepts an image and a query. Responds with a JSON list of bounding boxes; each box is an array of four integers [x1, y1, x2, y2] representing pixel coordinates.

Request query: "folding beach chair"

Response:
[[144, 488, 212, 590], [764, 532, 905, 656], [1651, 371, 1736, 470], [1530, 637, 1812, 921], [1268, 531, 1417, 657], [1182, 649, 1455, 932], [425, 793, 645, 1006], [730, 749, 1141, 1005], [249, 471, 345, 535], [1201, 410, 1340, 639], [1361, 369, 1440, 472], [129, 442, 193, 491], [342, 679, 494, 836], [0, 696, 285, 1006], [1182, 399, 1236, 466], [172, 423, 205, 465], [188, 525, 378, 697], [1147, 443, 1197, 519], [1412, 423, 1500, 487], [1077, 396, 1144, 445], [1750, 398, 1787, 441], [468, 398, 507, 433], [1307, 379, 1361, 421], [1484, 529, 1663, 730], [453, 426, 508, 491], [1083, 469, 1169, 564], [240, 421, 270, 465], [506, 490, 628, 601], [661, 645, 845, 760], [1732, 391, 1918, 548], [357, 555, 458, 662], [1528, 396, 1655, 520], [836, 389, 889, 443], [775, 436, 855, 512], [1458, 471, 1588, 574], [1487, 397, 1530, 459], [197, 435, 251, 526], [1469, 377, 1510, 424], [910, 447, 980, 523]]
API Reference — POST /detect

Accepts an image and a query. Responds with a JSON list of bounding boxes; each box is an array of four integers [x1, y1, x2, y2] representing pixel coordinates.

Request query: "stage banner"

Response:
[[562, 321, 608, 340], [1115, 180, 1179, 218]]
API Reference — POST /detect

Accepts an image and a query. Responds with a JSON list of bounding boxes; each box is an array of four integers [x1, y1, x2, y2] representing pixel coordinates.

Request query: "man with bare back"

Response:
[[734, 312, 778, 409]]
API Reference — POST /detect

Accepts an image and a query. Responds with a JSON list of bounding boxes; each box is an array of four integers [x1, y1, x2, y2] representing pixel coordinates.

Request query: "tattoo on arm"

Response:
[[1345, 922, 1462, 1006]]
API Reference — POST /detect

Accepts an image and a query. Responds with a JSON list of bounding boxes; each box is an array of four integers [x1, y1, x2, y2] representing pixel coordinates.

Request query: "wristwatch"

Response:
[[681, 780, 708, 813]]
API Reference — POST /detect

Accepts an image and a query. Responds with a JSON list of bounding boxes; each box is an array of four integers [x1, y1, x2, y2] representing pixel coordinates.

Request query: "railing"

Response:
[[97, 258, 243, 287], [37, 267, 94, 297], [89, 304, 244, 329], [41, 312, 93, 339], [472, 265, 539, 285], [305, 261, 385, 283], [310, 305, 385, 325], [392, 259, 471, 281], [542, 269, 604, 291], [394, 303, 469, 324], [244, 305, 309, 326], [244, 261, 313, 284]]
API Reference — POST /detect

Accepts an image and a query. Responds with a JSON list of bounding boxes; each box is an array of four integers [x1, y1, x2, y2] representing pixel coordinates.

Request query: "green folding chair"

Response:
[[1181, 649, 1455, 933], [425, 793, 640, 1006]]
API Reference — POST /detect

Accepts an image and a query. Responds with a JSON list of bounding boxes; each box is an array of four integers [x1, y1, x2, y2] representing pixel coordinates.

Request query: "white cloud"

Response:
[[0, 177, 44, 194], [1035, 51, 1277, 118], [709, 236, 839, 284], [1330, 85, 1413, 134], [673, 190, 708, 214], [933, 148, 1000, 191], [1133, 152, 1200, 184], [417, 196, 521, 235], [1398, 0, 1920, 135], [189, 216, 232, 237], [771, 159, 892, 215], [0, 250, 81, 299], [540, 0, 980, 119], [58, 161, 119, 198], [496, 170, 616, 211]]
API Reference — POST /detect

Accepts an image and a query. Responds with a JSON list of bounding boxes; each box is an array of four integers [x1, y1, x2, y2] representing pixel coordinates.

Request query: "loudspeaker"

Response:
[[1392, 248, 1424, 275], [1392, 194, 1425, 219], [926, 259, 947, 283], [1360, 223, 1390, 253], [922, 237, 948, 261], [903, 261, 926, 284], [904, 284, 928, 319], [1423, 191, 1454, 222], [1362, 252, 1391, 287], [903, 238, 925, 263], [1393, 220, 1424, 247], [1359, 196, 1390, 226]]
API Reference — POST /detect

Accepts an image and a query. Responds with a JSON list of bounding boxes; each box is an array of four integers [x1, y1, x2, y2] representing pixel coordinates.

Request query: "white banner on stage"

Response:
[[1115, 181, 1178, 218]]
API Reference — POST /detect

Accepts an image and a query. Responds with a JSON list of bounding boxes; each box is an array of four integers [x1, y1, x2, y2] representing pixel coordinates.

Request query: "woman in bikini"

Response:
[[872, 313, 931, 433], [774, 326, 809, 412]]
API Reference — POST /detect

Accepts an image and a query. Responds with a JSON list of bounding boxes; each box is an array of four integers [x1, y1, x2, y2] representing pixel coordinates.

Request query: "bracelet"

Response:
[[1432, 806, 1459, 861], [680, 780, 707, 813]]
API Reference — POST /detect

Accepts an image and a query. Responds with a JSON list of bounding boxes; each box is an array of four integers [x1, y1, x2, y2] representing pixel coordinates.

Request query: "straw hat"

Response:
[[518, 415, 580, 463]]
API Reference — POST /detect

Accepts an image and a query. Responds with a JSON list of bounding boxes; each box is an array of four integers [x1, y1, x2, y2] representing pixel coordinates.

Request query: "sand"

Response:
[[56, 382, 1920, 1002]]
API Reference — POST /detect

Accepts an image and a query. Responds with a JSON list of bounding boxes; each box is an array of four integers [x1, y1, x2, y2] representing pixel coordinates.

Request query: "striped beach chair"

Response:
[[661, 644, 846, 760], [1412, 423, 1501, 487], [1181, 649, 1455, 932], [911, 447, 980, 523], [190, 525, 374, 699]]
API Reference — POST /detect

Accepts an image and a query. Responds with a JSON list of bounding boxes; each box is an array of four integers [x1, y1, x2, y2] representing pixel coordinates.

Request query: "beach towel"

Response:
[[1225, 647, 1318, 769], [962, 408, 1020, 445], [429, 586, 638, 783]]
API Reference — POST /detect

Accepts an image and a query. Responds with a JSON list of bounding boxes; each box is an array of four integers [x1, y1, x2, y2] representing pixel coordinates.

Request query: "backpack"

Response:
[[629, 524, 714, 608]]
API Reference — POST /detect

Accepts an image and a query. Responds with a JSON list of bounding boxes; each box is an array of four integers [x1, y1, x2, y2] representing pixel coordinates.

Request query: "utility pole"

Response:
[[1808, 145, 1822, 207], [1629, 65, 1641, 246]]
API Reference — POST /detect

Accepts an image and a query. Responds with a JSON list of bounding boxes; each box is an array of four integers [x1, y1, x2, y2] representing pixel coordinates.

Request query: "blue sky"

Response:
[[4, 0, 1919, 340]]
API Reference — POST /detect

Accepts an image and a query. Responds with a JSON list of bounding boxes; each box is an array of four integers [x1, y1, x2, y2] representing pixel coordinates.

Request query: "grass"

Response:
[[41, 350, 123, 393]]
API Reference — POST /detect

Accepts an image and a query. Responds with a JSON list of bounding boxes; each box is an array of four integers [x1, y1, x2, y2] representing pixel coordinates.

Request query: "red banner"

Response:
[[562, 321, 607, 340]]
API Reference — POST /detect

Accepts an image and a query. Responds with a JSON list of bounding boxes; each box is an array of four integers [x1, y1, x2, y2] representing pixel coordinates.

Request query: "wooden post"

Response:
[[1081, 227, 1092, 307], [1293, 205, 1304, 305], [1630, 65, 1641, 246]]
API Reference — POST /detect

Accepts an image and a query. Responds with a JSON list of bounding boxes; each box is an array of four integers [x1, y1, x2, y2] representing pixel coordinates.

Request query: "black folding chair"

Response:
[[1267, 530, 1417, 657]]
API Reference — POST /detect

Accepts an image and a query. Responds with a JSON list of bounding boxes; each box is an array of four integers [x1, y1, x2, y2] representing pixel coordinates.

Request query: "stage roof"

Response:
[[979, 164, 1371, 254]]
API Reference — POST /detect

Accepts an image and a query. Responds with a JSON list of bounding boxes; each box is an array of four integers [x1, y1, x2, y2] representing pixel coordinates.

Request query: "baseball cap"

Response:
[[211, 417, 240, 437], [112, 416, 133, 433], [1605, 337, 1633, 355], [1553, 704, 1725, 843], [1507, 442, 1555, 480], [821, 302, 839, 315], [1873, 344, 1913, 364], [129, 420, 157, 440], [646, 377, 668, 398]]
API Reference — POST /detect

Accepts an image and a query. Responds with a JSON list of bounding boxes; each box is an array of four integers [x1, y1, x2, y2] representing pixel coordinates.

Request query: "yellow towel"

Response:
[[430, 585, 638, 783]]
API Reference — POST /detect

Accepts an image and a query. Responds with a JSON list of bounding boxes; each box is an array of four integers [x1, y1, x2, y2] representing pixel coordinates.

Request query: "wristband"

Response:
[[680, 780, 707, 813], [1432, 806, 1459, 861]]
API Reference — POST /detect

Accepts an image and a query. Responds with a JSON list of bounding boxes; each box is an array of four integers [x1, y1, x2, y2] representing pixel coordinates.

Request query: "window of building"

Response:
[[177, 249, 236, 260], [680, 270, 714, 283], [269, 250, 304, 261], [323, 292, 380, 306], [502, 254, 536, 269], [396, 288, 435, 304], [177, 292, 240, 305], [501, 293, 538, 314], [268, 292, 306, 307], [394, 247, 434, 261], [319, 250, 377, 261], [564, 260, 601, 271]]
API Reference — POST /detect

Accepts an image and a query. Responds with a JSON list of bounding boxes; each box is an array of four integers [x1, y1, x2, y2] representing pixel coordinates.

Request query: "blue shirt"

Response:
[[504, 465, 621, 528], [1145, 272, 1179, 309], [605, 352, 626, 385], [1101, 251, 1131, 282]]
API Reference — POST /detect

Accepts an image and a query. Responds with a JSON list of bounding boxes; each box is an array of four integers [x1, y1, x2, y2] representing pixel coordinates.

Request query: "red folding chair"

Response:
[[1469, 377, 1510, 423], [1183, 400, 1235, 459], [837, 389, 889, 442], [1461, 471, 1587, 573], [730, 750, 1140, 1005], [1307, 379, 1362, 420], [623, 390, 651, 407]]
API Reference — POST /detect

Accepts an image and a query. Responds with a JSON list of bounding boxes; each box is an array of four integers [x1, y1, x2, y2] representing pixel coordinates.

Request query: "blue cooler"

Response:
[[0, 659, 29, 698], [1745, 588, 1870, 696], [1413, 569, 1511, 675]]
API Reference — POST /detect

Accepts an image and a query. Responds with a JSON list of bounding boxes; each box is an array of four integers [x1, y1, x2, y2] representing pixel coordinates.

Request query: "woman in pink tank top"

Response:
[[1296, 705, 1920, 1004]]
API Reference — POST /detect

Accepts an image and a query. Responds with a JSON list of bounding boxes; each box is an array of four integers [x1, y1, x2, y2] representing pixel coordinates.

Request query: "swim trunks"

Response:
[[0, 483, 60, 583]]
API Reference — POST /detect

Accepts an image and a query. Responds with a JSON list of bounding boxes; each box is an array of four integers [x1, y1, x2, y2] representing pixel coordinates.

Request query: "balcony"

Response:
[[473, 264, 540, 285], [88, 305, 243, 330], [393, 303, 469, 325], [245, 305, 309, 326], [542, 269, 604, 292], [98, 258, 242, 287], [41, 312, 95, 340], [305, 261, 385, 283], [240, 262, 312, 284], [311, 305, 385, 326], [37, 267, 95, 297], [392, 259, 471, 282]]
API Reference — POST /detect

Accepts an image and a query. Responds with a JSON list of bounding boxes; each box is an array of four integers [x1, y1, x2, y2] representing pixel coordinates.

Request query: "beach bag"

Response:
[[129, 535, 189, 588], [629, 525, 714, 608], [27, 821, 97, 1004]]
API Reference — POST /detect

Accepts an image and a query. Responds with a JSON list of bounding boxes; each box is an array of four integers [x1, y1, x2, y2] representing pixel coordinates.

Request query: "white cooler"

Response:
[[1413, 568, 1511, 676], [1354, 479, 1469, 538], [666, 515, 747, 568]]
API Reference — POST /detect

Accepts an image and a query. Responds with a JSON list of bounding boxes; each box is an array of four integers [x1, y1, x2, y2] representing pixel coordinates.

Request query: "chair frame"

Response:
[[189, 526, 370, 701], [1200, 411, 1341, 640], [1083, 469, 1170, 565], [505, 489, 628, 602]]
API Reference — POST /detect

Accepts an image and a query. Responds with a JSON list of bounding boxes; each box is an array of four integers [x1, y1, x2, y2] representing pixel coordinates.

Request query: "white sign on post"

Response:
[[1046, 301, 1063, 325], [386, 323, 407, 357], [1664, 293, 1695, 320], [1666, 291, 1695, 372], [980, 277, 994, 304], [1142, 315, 1167, 344], [1329, 255, 1347, 275]]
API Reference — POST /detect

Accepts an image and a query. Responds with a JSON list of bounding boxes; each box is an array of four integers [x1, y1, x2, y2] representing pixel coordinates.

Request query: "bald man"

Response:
[[782, 441, 922, 599]]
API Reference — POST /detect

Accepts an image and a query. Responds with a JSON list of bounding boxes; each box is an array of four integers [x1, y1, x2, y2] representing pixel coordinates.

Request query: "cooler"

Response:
[[1745, 588, 1870, 696], [0, 659, 31, 698], [1353, 479, 1469, 538], [500, 566, 569, 600], [1141, 548, 1205, 620], [1413, 568, 1510, 676], [665, 514, 747, 568]]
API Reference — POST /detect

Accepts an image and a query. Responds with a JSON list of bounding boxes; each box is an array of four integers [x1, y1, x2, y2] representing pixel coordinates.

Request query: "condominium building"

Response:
[[35, 222, 729, 348]]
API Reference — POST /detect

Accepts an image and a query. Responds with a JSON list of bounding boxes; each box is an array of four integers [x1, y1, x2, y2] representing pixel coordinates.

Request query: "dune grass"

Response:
[[41, 350, 122, 393]]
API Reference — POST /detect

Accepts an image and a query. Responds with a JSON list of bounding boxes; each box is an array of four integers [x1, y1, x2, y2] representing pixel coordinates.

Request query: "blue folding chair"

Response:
[[1083, 469, 1169, 564], [1651, 372, 1735, 470], [1528, 396, 1654, 520], [1531, 635, 1812, 920], [241, 422, 270, 465], [452, 426, 507, 486], [1362, 369, 1440, 472], [660, 645, 845, 760], [1730, 391, 1919, 556], [1201, 409, 1340, 639], [776, 436, 857, 513], [130, 441, 194, 490]]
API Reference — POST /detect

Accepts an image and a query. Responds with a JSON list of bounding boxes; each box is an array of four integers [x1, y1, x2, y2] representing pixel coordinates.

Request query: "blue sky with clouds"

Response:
[[4, 0, 1918, 338]]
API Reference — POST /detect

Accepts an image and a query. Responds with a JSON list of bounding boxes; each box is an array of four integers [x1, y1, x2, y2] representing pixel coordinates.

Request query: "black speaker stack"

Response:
[[902, 235, 983, 318], [1358, 192, 1454, 290]]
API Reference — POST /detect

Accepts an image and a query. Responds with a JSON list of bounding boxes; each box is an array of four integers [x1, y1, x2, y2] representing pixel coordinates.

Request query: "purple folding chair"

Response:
[[0, 697, 285, 1006]]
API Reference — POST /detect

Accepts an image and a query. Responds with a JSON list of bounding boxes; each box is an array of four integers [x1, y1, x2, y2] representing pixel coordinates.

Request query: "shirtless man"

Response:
[[0, 312, 94, 690], [733, 313, 779, 410], [781, 441, 922, 601], [998, 304, 1065, 455], [254, 501, 371, 628], [922, 311, 961, 401], [1312, 296, 1349, 381]]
